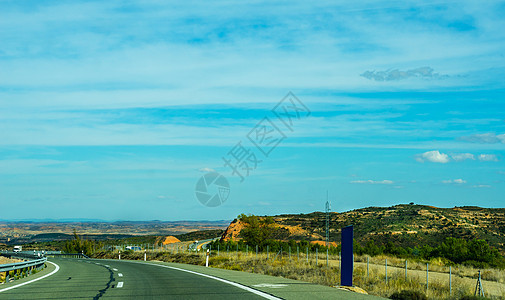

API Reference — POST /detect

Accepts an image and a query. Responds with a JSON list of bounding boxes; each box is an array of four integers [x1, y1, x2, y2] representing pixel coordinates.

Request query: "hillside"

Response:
[[222, 204, 505, 254]]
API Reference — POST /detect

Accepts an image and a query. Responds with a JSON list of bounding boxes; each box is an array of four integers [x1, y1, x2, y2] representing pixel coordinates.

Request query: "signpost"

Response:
[[341, 225, 353, 286]]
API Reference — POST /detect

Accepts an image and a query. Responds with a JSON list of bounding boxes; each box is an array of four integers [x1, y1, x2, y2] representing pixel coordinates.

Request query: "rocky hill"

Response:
[[222, 204, 505, 253]]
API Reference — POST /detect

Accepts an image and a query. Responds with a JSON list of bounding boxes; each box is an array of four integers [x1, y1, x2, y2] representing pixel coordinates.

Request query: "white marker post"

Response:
[[205, 249, 210, 267], [144, 250, 147, 261], [119, 251, 121, 260]]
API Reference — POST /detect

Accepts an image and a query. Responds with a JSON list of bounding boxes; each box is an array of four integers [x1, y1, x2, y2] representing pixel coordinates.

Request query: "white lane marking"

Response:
[[253, 284, 288, 288], [113, 268, 118, 271], [117, 282, 124, 288], [131, 261, 281, 300], [118, 273, 123, 277], [105, 265, 110, 267], [0, 261, 60, 293]]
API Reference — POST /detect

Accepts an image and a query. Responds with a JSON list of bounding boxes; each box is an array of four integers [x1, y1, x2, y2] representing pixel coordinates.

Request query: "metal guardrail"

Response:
[[0, 252, 47, 283], [0, 257, 47, 273], [45, 253, 89, 259]]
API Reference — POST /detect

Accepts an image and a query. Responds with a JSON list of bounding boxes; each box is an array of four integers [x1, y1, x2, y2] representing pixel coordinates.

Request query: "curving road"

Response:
[[0, 258, 385, 299]]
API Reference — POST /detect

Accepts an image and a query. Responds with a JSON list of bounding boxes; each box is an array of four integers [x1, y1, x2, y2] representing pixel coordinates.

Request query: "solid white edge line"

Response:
[[0, 261, 60, 293], [132, 261, 281, 300]]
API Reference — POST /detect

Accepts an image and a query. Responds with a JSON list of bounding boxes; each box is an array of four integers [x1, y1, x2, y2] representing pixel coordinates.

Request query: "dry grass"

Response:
[[0, 257, 21, 265], [354, 254, 505, 284]]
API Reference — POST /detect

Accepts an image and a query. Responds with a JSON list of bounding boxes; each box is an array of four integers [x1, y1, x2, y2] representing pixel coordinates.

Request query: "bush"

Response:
[[390, 290, 427, 300]]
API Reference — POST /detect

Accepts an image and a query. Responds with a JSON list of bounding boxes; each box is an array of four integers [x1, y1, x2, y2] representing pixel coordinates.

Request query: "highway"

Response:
[[0, 258, 385, 299]]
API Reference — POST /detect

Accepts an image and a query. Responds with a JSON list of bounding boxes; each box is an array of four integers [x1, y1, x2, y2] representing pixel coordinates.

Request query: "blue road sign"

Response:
[[341, 225, 353, 286]]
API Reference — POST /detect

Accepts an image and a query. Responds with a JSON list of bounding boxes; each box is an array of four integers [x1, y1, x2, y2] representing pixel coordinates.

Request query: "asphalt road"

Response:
[[0, 258, 267, 299], [0, 258, 385, 299]]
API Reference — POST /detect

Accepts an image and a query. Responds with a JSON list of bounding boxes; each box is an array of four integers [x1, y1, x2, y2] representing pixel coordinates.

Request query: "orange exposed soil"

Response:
[[222, 219, 244, 241], [162, 236, 181, 245], [310, 240, 339, 247]]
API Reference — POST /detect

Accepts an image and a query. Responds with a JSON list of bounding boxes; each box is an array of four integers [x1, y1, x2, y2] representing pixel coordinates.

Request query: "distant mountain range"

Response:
[[0, 218, 231, 223], [0, 220, 230, 245], [221, 204, 505, 254]]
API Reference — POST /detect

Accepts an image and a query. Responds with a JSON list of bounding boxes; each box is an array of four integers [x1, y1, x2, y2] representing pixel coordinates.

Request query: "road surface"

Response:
[[0, 258, 385, 299]]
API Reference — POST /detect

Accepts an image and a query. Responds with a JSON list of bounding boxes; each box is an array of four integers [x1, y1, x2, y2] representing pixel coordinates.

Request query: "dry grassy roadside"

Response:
[[352, 259, 505, 299], [0, 257, 22, 265]]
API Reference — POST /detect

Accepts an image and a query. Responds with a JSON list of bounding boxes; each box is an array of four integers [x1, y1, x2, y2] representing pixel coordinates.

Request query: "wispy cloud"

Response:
[[416, 151, 499, 163], [442, 179, 466, 184], [460, 133, 505, 144], [451, 153, 475, 161], [350, 180, 394, 185], [478, 154, 499, 161], [361, 67, 448, 81]]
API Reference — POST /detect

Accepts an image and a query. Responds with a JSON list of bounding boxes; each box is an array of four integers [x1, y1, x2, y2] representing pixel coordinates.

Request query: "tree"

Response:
[[238, 214, 276, 248]]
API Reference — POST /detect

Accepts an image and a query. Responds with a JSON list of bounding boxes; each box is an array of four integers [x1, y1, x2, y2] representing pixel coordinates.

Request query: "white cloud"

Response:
[[471, 185, 491, 188], [451, 153, 475, 161], [350, 180, 394, 184], [199, 167, 216, 173], [442, 179, 466, 184], [415, 150, 450, 163], [478, 154, 499, 162]]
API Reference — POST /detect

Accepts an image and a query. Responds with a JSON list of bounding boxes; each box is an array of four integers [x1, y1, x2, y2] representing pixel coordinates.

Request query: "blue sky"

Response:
[[0, 1, 504, 220]]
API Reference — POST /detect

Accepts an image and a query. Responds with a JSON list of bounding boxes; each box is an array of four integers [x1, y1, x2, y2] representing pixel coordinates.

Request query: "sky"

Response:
[[0, 0, 504, 221]]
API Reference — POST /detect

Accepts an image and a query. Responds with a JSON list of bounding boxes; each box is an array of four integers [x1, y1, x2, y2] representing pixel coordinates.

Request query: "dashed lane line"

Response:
[[117, 282, 124, 288], [129, 261, 281, 300]]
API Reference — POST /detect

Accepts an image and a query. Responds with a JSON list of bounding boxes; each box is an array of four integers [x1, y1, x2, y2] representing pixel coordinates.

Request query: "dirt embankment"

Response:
[[221, 219, 244, 241], [162, 236, 181, 245]]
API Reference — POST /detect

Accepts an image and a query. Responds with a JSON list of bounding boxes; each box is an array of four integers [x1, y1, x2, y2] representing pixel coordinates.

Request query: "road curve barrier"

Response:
[[0, 253, 47, 284]]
